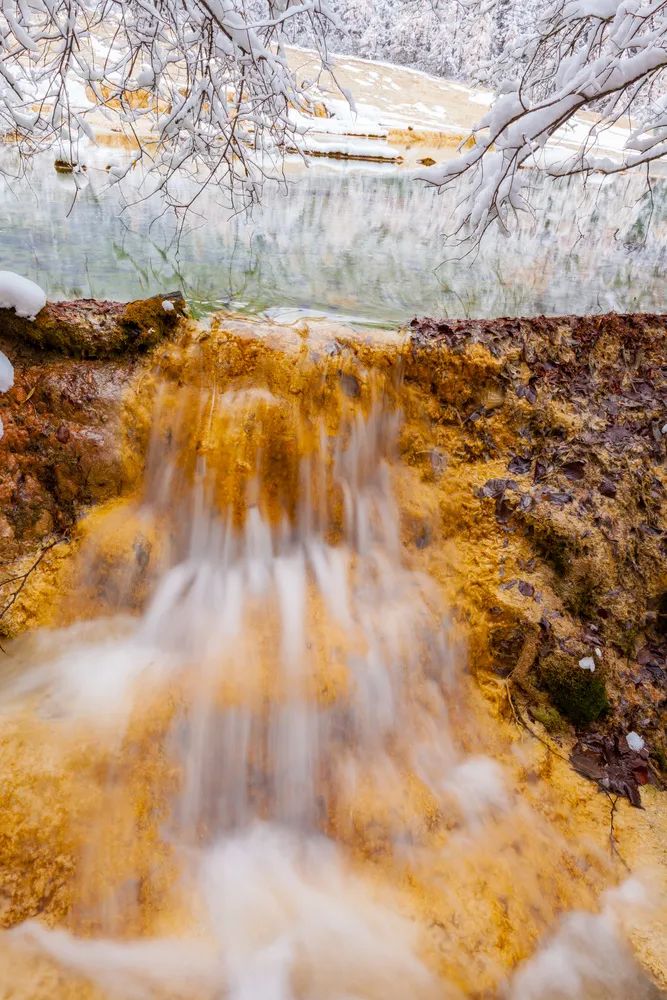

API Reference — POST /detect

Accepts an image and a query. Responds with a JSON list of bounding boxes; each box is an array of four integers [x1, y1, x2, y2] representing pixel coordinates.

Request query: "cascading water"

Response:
[[0, 322, 659, 999]]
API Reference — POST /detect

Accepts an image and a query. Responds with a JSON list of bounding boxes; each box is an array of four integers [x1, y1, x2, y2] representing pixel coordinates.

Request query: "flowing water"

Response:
[[0, 322, 662, 998]]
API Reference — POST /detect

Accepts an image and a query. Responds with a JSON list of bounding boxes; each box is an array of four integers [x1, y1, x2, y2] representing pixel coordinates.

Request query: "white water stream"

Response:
[[0, 359, 657, 999]]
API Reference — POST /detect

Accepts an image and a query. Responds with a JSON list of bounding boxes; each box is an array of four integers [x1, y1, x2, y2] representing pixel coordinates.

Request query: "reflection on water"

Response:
[[1, 156, 666, 322]]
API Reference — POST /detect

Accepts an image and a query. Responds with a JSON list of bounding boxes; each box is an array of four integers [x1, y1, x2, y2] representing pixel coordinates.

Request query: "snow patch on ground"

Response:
[[0, 348, 14, 441], [626, 731, 644, 752], [286, 47, 637, 168], [0, 351, 14, 393]]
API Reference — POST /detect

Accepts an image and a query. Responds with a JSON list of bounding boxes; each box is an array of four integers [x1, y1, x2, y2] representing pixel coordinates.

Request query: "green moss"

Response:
[[530, 528, 570, 578], [564, 566, 604, 620], [539, 652, 609, 727], [608, 620, 640, 658], [531, 704, 567, 734]]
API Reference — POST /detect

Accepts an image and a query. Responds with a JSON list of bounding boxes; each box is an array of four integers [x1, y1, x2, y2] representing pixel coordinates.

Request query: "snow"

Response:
[[289, 108, 388, 139], [578, 656, 596, 672], [161, 299, 175, 312], [136, 66, 155, 88], [401, 1, 667, 245], [626, 731, 644, 752], [0, 271, 46, 320], [287, 48, 503, 138], [0, 348, 14, 441], [564, 0, 619, 18], [0, 350, 14, 393]]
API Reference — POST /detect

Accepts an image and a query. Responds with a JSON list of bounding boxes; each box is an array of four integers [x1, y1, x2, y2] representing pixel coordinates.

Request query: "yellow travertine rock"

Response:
[[0, 317, 664, 1000]]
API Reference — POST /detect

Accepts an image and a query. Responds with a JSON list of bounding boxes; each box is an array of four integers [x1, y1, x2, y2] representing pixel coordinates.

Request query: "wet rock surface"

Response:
[[0, 305, 664, 804], [0, 294, 184, 636], [407, 312, 666, 801], [0, 313, 665, 997], [0, 292, 185, 357]]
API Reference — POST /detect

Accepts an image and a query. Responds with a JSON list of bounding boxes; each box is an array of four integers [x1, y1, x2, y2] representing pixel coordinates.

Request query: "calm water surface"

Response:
[[2, 157, 666, 324]]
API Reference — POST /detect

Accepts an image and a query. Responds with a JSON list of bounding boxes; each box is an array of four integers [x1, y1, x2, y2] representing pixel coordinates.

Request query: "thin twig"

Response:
[[603, 790, 630, 870], [0, 535, 65, 642], [505, 677, 571, 765]]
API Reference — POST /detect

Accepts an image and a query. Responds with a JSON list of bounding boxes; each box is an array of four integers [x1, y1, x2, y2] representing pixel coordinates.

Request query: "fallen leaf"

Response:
[[477, 478, 518, 499], [508, 455, 532, 475], [562, 460, 586, 481], [571, 734, 649, 808], [495, 497, 515, 524], [534, 460, 548, 483], [539, 489, 573, 506], [516, 380, 537, 404]]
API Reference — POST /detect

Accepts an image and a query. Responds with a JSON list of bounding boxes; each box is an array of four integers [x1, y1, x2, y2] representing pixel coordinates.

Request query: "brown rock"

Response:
[[0, 293, 184, 635], [0, 292, 186, 358]]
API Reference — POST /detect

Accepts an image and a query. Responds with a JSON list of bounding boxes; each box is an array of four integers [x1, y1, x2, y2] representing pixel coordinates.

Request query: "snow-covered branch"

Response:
[[0, 0, 339, 210], [418, 0, 667, 248]]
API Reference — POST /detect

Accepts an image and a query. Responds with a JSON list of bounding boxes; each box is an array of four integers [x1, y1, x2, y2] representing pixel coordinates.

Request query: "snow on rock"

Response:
[[0, 271, 46, 320], [0, 349, 13, 441], [0, 351, 14, 393], [626, 731, 644, 752]]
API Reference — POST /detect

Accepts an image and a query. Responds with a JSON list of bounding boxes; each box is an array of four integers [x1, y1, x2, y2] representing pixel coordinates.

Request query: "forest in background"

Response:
[[277, 0, 544, 84]]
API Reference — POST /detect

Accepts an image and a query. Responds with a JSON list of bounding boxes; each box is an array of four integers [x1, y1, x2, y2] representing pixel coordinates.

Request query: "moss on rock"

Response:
[[530, 703, 567, 734], [539, 652, 609, 727], [0, 292, 186, 358]]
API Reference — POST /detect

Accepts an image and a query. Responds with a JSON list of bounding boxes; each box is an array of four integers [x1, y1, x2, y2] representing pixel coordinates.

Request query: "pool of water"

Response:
[[2, 156, 666, 324]]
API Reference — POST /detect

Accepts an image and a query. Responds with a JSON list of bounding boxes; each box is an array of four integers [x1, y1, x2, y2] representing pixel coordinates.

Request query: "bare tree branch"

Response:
[[0, 0, 340, 213], [416, 0, 667, 250]]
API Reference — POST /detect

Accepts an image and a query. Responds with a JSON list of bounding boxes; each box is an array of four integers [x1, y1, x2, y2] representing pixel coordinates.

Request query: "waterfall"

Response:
[[0, 323, 654, 999]]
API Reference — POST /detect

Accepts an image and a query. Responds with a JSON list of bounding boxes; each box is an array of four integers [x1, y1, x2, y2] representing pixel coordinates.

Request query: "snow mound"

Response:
[[0, 349, 13, 441], [0, 351, 14, 393], [0, 271, 46, 320]]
